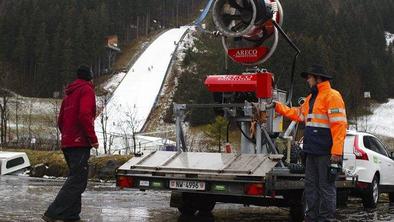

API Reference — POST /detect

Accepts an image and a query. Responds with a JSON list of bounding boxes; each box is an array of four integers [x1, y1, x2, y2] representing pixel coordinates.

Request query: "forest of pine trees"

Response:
[[0, 0, 393, 120], [0, 0, 200, 97], [172, 0, 394, 125]]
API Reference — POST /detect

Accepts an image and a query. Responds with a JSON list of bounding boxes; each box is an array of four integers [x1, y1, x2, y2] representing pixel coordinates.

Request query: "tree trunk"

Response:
[[15, 95, 19, 143], [133, 133, 137, 155], [136, 16, 140, 39]]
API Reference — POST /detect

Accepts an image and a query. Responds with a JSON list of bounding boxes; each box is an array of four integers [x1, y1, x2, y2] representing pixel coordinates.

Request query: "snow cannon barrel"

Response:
[[204, 72, 273, 99], [212, 0, 282, 38]]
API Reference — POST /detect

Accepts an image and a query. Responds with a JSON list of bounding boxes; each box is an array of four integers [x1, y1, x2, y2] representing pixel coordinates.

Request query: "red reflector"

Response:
[[354, 135, 368, 160], [245, 183, 264, 196], [117, 176, 134, 188]]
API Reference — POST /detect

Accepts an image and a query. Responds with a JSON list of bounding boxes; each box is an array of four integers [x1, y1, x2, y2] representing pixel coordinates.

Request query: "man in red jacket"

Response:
[[43, 65, 98, 222]]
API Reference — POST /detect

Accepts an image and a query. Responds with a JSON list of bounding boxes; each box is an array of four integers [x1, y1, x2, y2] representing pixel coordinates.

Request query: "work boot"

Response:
[[41, 214, 63, 222], [42, 215, 84, 222]]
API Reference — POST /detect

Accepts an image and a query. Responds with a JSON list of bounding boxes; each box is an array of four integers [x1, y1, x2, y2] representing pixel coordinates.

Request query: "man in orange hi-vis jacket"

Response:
[[274, 65, 347, 221]]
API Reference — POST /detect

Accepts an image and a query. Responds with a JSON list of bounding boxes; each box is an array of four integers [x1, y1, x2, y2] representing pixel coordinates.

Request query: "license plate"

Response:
[[139, 180, 149, 187], [169, 180, 206, 191]]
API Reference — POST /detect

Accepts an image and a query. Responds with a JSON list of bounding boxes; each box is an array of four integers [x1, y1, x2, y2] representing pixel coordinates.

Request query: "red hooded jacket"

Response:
[[58, 79, 98, 148]]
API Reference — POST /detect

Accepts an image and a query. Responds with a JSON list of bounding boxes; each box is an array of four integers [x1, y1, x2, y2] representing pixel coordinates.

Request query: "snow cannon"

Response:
[[212, 0, 283, 65]]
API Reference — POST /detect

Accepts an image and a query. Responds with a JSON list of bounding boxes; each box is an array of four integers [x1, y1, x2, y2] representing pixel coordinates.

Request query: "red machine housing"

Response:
[[204, 72, 273, 99]]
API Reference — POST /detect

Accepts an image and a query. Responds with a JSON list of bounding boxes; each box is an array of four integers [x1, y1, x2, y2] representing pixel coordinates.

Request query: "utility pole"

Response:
[[364, 91, 371, 132]]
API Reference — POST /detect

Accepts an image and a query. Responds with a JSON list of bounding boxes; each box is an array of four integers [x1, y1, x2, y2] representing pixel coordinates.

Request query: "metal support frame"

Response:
[[173, 102, 284, 167]]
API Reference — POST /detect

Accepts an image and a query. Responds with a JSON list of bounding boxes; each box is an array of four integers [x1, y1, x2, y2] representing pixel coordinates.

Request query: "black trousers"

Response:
[[45, 147, 90, 220], [304, 154, 336, 222]]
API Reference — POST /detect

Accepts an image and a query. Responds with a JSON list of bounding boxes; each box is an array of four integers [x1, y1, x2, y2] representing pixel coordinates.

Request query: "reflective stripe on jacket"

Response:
[[275, 81, 347, 156]]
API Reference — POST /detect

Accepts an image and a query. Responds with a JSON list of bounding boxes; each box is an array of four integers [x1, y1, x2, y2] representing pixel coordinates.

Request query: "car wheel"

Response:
[[362, 175, 379, 208]]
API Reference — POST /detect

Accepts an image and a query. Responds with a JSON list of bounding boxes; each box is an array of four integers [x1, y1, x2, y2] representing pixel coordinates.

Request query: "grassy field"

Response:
[[1, 148, 132, 179]]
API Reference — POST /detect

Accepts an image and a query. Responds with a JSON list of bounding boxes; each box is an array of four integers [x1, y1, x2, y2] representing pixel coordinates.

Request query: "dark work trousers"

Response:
[[45, 147, 91, 220], [304, 154, 336, 222]]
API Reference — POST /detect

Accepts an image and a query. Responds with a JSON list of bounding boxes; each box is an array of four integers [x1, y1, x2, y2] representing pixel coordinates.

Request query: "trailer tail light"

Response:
[[117, 176, 134, 189], [354, 135, 368, 160], [244, 183, 264, 196]]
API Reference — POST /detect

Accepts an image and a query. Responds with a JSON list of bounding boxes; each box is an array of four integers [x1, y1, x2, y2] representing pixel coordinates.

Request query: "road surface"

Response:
[[0, 176, 393, 222]]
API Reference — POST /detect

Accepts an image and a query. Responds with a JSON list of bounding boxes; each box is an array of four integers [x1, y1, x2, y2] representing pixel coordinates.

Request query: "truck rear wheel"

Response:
[[284, 191, 304, 222], [178, 206, 197, 216], [171, 191, 198, 216], [191, 193, 216, 214], [196, 200, 215, 214], [174, 192, 216, 216]]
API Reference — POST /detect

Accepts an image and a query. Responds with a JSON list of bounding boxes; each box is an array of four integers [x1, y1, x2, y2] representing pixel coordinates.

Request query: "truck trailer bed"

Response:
[[118, 151, 283, 177]]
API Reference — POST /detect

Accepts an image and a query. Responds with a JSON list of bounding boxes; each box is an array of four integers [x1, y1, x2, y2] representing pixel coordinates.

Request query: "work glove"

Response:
[[265, 101, 277, 109]]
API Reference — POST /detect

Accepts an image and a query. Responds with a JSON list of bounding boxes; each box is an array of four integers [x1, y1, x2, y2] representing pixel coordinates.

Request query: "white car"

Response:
[[0, 152, 31, 176], [343, 131, 394, 208]]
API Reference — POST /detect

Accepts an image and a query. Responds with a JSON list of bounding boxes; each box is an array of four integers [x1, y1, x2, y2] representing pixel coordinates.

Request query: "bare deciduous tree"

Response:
[[117, 104, 142, 155]]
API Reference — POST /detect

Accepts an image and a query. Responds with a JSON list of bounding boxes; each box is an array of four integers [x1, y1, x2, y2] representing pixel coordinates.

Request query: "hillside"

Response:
[[169, 0, 394, 127], [0, 0, 201, 97]]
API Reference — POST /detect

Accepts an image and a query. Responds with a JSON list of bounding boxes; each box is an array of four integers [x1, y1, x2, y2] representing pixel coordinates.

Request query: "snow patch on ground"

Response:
[[385, 31, 394, 46], [177, 26, 198, 61]]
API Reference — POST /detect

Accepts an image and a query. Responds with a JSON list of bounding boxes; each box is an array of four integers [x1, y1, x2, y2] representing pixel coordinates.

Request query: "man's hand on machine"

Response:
[[265, 100, 278, 109]]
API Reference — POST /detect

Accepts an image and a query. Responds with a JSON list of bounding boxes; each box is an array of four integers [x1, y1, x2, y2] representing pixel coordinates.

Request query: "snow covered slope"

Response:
[[355, 99, 394, 138], [95, 27, 189, 153]]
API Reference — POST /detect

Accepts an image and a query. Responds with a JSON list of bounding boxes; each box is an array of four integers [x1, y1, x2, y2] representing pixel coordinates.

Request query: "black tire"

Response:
[[289, 204, 304, 222], [389, 193, 394, 203], [192, 194, 216, 214], [178, 206, 197, 216], [197, 200, 216, 214], [285, 191, 304, 222], [288, 163, 305, 174], [178, 193, 215, 216], [176, 193, 198, 216], [336, 190, 349, 207], [362, 175, 379, 208], [289, 145, 301, 164]]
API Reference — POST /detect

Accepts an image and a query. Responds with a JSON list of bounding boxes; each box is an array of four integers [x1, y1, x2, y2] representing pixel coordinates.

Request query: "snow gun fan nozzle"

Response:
[[212, 0, 283, 65]]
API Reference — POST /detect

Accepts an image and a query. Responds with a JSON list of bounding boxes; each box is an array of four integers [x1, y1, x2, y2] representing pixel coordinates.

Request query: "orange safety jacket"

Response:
[[275, 81, 347, 156]]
